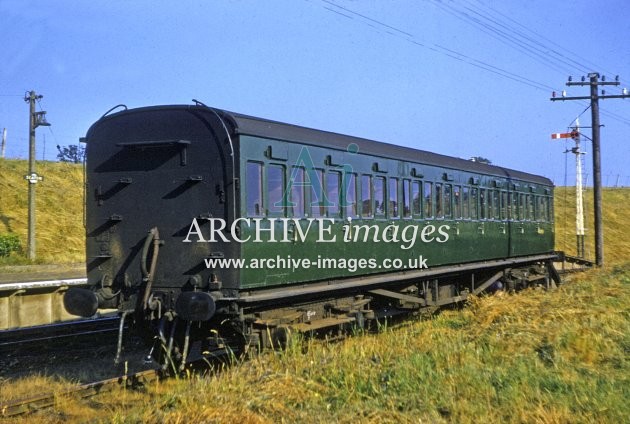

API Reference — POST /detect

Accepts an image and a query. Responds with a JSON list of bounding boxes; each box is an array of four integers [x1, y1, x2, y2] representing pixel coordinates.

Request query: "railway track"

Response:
[[0, 314, 119, 348], [0, 368, 161, 418], [1, 342, 241, 418]]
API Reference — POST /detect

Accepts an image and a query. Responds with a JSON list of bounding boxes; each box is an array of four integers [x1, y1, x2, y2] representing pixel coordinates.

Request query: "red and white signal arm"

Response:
[[551, 131, 579, 140]]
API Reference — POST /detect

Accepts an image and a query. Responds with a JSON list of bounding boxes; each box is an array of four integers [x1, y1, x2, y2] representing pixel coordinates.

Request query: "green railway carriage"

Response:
[[64, 102, 557, 355], [236, 127, 554, 289]]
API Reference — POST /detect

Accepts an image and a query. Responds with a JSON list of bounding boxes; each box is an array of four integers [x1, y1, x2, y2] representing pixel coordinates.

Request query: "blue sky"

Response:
[[1, 0, 629, 186]]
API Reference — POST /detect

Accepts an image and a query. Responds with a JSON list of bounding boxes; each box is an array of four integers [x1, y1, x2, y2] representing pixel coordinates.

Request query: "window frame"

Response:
[[267, 163, 286, 217], [245, 161, 264, 217], [361, 174, 373, 219]]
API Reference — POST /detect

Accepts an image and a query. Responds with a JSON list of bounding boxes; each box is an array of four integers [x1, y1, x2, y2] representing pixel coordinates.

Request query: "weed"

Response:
[[0, 233, 21, 257]]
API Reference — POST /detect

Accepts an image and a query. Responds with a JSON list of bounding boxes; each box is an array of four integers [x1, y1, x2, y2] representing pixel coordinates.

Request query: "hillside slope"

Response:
[[0, 158, 628, 265], [554, 187, 630, 264], [0, 159, 84, 263]]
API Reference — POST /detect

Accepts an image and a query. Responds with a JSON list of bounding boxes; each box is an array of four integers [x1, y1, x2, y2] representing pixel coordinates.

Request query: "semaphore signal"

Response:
[[550, 72, 630, 266], [550, 130, 579, 140], [551, 120, 586, 258]]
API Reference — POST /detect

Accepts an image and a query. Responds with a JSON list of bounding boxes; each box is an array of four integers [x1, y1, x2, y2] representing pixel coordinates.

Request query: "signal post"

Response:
[[551, 73, 630, 266]]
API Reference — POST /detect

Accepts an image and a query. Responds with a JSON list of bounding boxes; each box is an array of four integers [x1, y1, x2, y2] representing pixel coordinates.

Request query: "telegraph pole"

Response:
[[24, 91, 51, 260], [551, 73, 630, 266]]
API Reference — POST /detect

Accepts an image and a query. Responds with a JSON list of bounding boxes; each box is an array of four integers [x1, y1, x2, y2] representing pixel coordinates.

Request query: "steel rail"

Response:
[[0, 315, 120, 348], [0, 368, 160, 418], [1, 345, 239, 418]]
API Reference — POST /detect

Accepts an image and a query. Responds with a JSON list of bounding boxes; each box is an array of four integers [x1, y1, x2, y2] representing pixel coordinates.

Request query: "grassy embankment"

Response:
[[554, 186, 628, 264], [0, 159, 629, 423], [0, 159, 626, 265], [0, 158, 83, 265]]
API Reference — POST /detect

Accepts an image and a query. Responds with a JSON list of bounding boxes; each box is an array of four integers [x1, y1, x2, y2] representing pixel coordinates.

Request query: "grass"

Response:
[[1, 159, 629, 422], [0, 158, 84, 264], [554, 186, 630, 264], [5, 263, 628, 423]]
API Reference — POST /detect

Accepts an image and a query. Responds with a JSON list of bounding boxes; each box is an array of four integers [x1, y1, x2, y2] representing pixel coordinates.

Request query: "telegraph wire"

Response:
[[317, 0, 563, 94], [320, 0, 413, 38], [599, 108, 630, 126], [438, 0, 630, 126], [431, 0, 579, 77], [568, 104, 591, 127], [322, 6, 353, 21], [466, 0, 623, 84], [571, 100, 630, 128], [431, 43, 554, 92], [457, 0, 592, 74], [317, 1, 630, 127]]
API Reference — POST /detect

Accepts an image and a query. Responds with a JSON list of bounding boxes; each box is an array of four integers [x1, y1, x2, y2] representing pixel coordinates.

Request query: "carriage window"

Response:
[[246, 162, 263, 216], [444, 184, 452, 219], [310, 169, 325, 217], [488, 190, 493, 219], [493, 190, 500, 220], [374, 176, 386, 217], [536, 196, 545, 221], [487, 190, 495, 219], [327, 171, 341, 218], [268, 165, 285, 216], [526, 194, 535, 220], [290, 167, 305, 217], [424, 182, 433, 218], [412, 181, 422, 217], [389, 178, 399, 218], [462, 186, 469, 219], [402, 179, 411, 218], [344, 172, 358, 218], [547, 196, 553, 222], [470, 188, 478, 219], [519, 193, 525, 221], [479, 189, 486, 219], [361, 175, 373, 218], [544, 197, 549, 221], [508, 192, 517, 220], [453, 185, 461, 219], [501, 192, 507, 220], [435, 183, 443, 218]]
